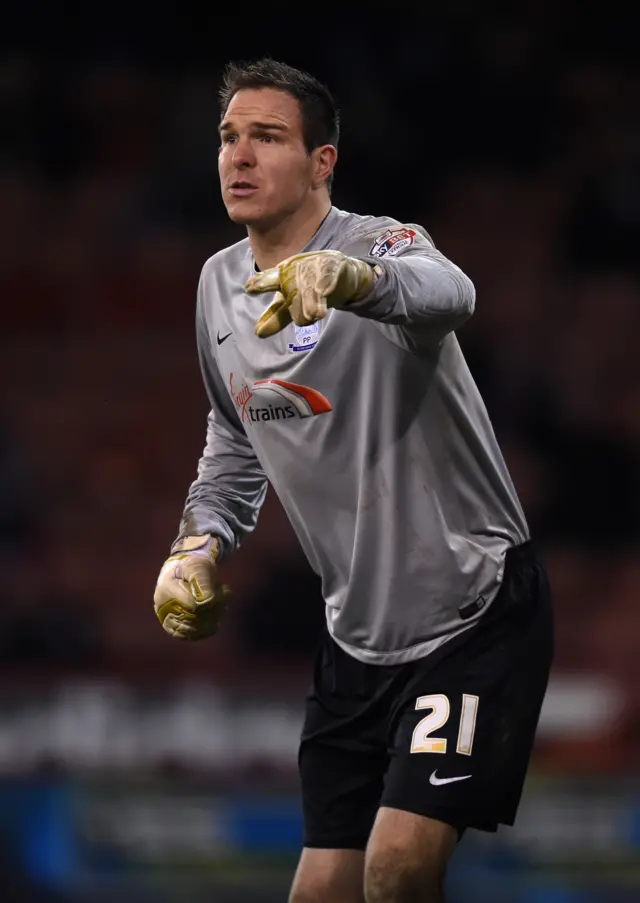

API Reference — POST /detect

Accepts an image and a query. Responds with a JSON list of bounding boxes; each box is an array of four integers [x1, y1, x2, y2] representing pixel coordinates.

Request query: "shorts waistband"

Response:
[[505, 539, 535, 565]]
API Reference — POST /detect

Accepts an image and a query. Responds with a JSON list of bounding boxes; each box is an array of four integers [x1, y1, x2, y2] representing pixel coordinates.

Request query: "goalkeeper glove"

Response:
[[153, 534, 230, 641], [245, 250, 376, 338]]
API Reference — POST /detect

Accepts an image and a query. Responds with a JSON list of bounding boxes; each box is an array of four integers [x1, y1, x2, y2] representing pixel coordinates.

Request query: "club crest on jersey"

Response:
[[229, 373, 332, 423], [288, 321, 320, 353], [369, 227, 417, 259]]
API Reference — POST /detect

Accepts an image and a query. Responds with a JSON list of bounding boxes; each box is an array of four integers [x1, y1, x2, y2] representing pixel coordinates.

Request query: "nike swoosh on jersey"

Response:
[[217, 331, 232, 345], [429, 770, 472, 786]]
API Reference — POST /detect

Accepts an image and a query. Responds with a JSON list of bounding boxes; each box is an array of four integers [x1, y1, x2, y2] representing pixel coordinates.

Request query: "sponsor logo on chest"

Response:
[[229, 374, 332, 423]]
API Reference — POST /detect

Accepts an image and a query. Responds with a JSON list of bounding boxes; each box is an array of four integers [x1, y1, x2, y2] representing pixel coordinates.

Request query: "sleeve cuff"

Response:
[[346, 260, 396, 319]]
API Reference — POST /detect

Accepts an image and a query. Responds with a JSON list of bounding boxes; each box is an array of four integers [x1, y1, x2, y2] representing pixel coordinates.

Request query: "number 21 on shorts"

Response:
[[410, 694, 479, 756]]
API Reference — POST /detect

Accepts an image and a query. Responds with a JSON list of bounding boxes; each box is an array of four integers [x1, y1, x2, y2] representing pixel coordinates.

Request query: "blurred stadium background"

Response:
[[2, 6, 639, 901]]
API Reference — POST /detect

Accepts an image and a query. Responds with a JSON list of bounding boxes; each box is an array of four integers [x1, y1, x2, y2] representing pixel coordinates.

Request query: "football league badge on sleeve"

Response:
[[288, 322, 320, 353], [369, 227, 417, 259]]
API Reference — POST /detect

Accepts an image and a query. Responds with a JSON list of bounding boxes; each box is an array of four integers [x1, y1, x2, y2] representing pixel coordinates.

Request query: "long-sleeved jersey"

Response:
[[176, 206, 529, 665]]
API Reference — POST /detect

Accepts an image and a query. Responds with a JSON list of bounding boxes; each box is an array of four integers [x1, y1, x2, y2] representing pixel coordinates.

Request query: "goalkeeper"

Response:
[[153, 58, 554, 903]]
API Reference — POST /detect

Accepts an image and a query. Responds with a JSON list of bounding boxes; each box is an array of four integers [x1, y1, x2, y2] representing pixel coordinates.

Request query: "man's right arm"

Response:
[[173, 277, 268, 559]]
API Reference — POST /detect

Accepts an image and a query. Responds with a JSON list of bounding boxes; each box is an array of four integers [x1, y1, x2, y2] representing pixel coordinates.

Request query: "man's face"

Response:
[[218, 88, 317, 228]]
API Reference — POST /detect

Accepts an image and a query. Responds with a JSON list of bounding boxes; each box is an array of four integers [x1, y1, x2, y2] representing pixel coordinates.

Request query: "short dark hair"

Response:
[[219, 58, 340, 188]]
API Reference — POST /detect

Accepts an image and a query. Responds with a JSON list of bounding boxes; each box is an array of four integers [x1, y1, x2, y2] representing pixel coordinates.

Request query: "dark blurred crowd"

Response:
[[1, 10, 639, 768]]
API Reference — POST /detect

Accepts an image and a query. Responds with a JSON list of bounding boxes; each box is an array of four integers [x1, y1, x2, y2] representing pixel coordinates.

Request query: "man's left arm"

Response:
[[246, 222, 475, 351], [342, 224, 475, 349]]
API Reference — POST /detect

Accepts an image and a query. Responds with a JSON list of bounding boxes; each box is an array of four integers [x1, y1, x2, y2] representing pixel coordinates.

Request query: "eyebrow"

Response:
[[218, 120, 288, 134]]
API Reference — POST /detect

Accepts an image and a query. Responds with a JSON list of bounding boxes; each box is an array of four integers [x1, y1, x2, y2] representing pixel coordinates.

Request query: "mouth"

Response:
[[229, 180, 258, 197]]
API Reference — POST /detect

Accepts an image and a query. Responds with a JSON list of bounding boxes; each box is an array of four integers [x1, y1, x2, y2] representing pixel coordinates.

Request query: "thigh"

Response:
[[299, 627, 395, 849], [289, 847, 365, 903], [365, 807, 457, 901], [381, 546, 554, 834]]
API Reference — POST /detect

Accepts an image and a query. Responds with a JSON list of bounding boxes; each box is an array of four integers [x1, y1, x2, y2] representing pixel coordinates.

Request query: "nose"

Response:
[[232, 137, 256, 169]]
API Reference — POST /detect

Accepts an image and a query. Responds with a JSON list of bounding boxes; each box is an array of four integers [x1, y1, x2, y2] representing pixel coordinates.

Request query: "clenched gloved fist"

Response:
[[154, 534, 230, 641], [245, 250, 376, 338]]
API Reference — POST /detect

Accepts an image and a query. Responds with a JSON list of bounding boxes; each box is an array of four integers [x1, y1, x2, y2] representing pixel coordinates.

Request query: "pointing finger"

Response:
[[245, 266, 281, 294]]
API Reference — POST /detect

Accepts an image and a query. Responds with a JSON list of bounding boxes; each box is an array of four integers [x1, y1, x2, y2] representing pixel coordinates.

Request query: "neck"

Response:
[[248, 195, 332, 270]]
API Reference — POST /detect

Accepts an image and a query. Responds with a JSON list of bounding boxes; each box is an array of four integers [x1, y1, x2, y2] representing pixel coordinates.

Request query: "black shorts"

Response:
[[299, 541, 554, 848]]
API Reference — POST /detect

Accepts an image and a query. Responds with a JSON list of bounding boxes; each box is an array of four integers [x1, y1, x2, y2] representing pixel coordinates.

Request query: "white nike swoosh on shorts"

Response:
[[429, 770, 472, 786]]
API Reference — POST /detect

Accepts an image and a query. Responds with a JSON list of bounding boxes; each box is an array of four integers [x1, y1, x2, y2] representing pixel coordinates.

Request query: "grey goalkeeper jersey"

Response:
[[177, 206, 529, 665]]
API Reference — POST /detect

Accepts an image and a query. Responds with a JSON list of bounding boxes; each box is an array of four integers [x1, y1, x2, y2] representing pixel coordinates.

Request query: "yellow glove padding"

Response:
[[245, 250, 375, 338], [154, 534, 230, 641]]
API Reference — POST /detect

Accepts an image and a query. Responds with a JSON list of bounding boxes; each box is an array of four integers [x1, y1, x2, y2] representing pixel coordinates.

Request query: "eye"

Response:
[[259, 134, 276, 143], [222, 133, 236, 144]]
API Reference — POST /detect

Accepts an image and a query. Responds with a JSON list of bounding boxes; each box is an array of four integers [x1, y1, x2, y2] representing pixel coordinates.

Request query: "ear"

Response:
[[311, 144, 338, 190]]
